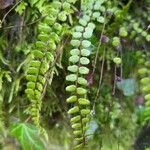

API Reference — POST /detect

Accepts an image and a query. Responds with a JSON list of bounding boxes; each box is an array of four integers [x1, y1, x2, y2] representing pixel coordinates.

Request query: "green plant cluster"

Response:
[[0, 0, 150, 149]]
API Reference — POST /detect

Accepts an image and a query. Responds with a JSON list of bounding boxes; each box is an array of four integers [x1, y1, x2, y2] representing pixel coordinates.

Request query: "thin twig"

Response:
[[92, 48, 106, 111], [1, 0, 23, 24], [120, 48, 123, 79], [92, 12, 107, 75], [146, 24, 150, 31], [112, 48, 122, 96], [25, 116, 31, 123], [95, 47, 106, 101], [92, 13, 107, 110], [1, 16, 46, 30], [18, 10, 25, 42], [112, 65, 117, 96]]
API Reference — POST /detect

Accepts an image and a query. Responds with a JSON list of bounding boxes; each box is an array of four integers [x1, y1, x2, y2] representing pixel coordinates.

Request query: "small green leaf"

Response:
[[146, 35, 150, 42], [119, 27, 128, 37], [66, 85, 76, 92], [83, 15, 90, 22], [88, 23, 96, 29], [70, 49, 80, 56], [40, 66, 48, 75], [75, 26, 84, 32], [33, 50, 44, 59], [145, 94, 150, 101], [48, 41, 56, 51], [52, 1, 62, 9], [38, 34, 49, 42], [82, 40, 91, 48], [77, 87, 87, 95], [68, 65, 78, 73], [69, 55, 79, 63], [78, 77, 87, 85], [138, 68, 148, 75], [81, 49, 90, 56], [38, 24, 51, 33], [72, 123, 81, 129], [81, 109, 90, 115], [27, 82, 36, 89], [112, 37, 120, 47], [63, 2, 71, 10], [82, 118, 89, 124], [50, 32, 60, 42], [100, 6, 106, 12], [75, 137, 84, 142], [70, 115, 81, 123], [44, 16, 55, 26], [38, 75, 46, 85], [70, 40, 80, 47], [144, 107, 150, 117], [27, 67, 39, 75], [93, 12, 100, 18], [54, 23, 62, 31], [58, 12, 67, 22], [73, 130, 82, 136], [30, 60, 41, 68], [145, 101, 150, 106], [50, 8, 59, 16], [68, 106, 79, 114], [142, 85, 150, 93], [140, 77, 150, 84], [41, 62, 49, 72], [10, 123, 45, 150], [97, 16, 105, 23], [94, 2, 101, 10], [26, 75, 37, 82], [80, 57, 90, 65], [66, 74, 77, 82], [78, 98, 90, 105], [141, 31, 147, 37], [113, 57, 122, 65], [25, 89, 34, 96], [66, 96, 77, 103], [79, 67, 89, 74], [73, 32, 82, 38], [83, 30, 93, 39], [79, 19, 87, 26], [45, 52, 54, 61], [35, 90, 41, 99], [4, 73, 12, 82], [37, 83, 43, 92], [15, 2, 27, 15]]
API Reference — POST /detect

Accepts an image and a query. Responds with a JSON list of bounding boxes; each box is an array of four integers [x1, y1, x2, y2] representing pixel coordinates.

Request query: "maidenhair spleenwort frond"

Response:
[[65, 0, 106, 149], [25, 0, 77, 133], [138, 52, 150, 123]]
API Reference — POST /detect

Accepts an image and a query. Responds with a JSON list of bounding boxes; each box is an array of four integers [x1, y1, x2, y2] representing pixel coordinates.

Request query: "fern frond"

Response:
[[25, 0, 77, 132], [65, 0, 107, 149]]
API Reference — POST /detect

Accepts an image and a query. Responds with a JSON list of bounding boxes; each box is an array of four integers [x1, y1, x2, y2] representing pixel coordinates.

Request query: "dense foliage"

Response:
[[0, 0, 150, 149]]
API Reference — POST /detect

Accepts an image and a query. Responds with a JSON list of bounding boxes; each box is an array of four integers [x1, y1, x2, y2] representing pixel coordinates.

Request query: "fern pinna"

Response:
[[65, 0, 106, 149], [25, 0, 76, 132], [138, 52, 150, 123]]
